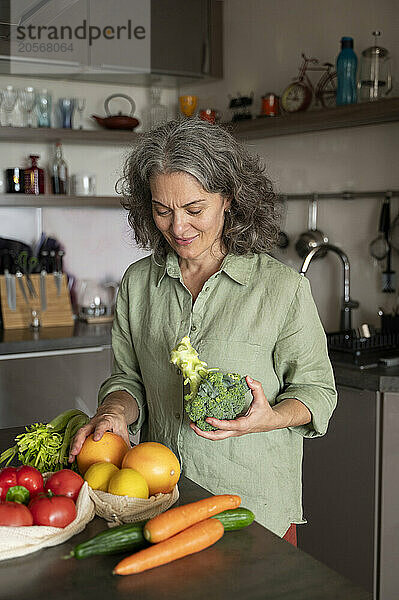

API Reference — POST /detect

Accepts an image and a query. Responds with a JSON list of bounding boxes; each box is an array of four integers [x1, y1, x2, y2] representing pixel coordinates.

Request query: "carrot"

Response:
[[143, 494, 241, 543], [113, 518, 224, 575]]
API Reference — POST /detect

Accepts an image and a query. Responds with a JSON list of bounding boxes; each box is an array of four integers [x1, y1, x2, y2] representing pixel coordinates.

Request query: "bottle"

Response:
[[24, 155, 45, 195], [142, 88, 168, 131], [336, 37, 358, 105], [51, 142, 69, 194]]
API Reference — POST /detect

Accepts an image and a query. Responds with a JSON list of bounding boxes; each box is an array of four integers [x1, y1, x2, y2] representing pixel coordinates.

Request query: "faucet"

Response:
[[299, 243, 359, 331]]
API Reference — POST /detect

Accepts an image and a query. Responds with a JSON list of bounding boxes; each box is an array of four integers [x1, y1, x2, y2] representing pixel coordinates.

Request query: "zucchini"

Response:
[[68, 508, 255, 560], [211, 507, 255, 531], [68, 521, 148, 559]]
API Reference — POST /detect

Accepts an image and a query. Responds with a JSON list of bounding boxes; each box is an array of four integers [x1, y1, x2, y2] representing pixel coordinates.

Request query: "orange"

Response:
[[122, 442, 180, 496], [107, 468, 149, 499], [77, 432, 129, 475]]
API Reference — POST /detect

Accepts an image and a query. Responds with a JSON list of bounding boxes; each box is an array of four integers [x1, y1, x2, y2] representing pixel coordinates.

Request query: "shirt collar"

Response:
[[155, 251, 256, 287]]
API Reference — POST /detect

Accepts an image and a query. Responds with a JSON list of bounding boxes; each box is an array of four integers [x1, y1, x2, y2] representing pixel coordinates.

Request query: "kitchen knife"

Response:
[[15, 251, 38, 299], [16, 269, 30, 306], [26, 255, 39, 299], [39, 254, 47, 312], [2, 250, 16, 311], [50, 250, 62, 296]]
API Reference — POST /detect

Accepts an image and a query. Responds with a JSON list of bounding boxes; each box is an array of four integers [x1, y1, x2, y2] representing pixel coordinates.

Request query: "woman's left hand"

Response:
[[190, 376, 282, 440]]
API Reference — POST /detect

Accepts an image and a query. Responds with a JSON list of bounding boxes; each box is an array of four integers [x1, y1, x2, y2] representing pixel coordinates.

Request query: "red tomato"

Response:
[[29, 494, 76, 528], [0, 501, 33, 526], [16, 466, 44, 498], [45, 470, 84, 503], [0, 467, 17, 501]]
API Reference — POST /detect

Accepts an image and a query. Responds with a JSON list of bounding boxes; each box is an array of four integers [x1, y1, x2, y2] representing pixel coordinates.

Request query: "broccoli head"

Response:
[[170, 336, 250, 431]]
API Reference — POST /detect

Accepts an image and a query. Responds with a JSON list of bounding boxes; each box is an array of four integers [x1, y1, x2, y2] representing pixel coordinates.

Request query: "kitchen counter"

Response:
[[1, 322, 399, 393], [332, 361, 399, 392], [0, 426, 370, 600], [0, 321, 112, 355]]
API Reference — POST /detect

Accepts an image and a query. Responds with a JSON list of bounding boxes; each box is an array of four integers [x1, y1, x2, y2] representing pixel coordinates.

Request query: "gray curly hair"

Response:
[[117, 117, 280, 259]]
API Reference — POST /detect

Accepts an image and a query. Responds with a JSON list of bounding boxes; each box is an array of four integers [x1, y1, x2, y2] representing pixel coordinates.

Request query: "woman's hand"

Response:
[[68, 406, 130, 464], [190, 376, 284, 441]]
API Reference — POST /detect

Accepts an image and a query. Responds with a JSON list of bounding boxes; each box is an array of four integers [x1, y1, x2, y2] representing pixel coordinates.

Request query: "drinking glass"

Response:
[[36, 89, 52, 127], [179, 95, 198, 117], [19, 87, 37, 127], [74, 97, 86, 129], [58, 98, 75, 128], [2, 86, 18, 126]]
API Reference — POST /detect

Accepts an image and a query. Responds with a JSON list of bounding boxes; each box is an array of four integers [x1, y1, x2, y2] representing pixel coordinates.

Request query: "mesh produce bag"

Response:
[[0, 478, 95, 561], [88, 484, 179, 527]]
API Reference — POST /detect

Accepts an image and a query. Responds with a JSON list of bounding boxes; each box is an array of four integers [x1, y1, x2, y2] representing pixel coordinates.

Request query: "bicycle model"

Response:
[[281, 53, 337, 113]]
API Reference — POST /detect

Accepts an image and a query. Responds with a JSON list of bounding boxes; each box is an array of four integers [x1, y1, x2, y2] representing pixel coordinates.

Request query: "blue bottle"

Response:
[[336, 37, 358, 105]]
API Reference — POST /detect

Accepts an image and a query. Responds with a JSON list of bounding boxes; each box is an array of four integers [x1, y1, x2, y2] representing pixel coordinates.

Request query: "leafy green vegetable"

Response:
[[0, 409, 90, 472], [170, 336, 250, 431]]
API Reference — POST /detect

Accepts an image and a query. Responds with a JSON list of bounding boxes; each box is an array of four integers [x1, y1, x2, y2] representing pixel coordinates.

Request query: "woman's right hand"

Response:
[[68, 409, 130, 464]]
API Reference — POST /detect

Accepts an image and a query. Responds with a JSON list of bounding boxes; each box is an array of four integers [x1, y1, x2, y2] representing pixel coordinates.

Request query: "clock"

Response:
[[281, 82, 312, 113]]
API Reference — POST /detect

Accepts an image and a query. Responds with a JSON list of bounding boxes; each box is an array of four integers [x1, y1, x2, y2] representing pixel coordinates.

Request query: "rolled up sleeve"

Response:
[[273, 276, 337, 437], [97, 271, 147, 435]]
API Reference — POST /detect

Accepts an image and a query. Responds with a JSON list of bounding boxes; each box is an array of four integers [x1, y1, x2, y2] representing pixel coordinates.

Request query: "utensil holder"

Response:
[[0, 274, 74, 329]]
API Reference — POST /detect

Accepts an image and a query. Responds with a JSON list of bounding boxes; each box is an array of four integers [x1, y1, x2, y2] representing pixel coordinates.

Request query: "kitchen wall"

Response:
[[1, 0, 399, 331], [182, 0, 399, 331], [0, 76, 178, 281]]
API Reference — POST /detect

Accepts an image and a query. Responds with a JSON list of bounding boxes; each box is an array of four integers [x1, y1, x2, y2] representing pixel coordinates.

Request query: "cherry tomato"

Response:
[[16, 466, 44, 498], [0, 501, 33, 526], [29, 494, 76, 528], [45, 470, 84, 503], [0, 467, 17, 501]]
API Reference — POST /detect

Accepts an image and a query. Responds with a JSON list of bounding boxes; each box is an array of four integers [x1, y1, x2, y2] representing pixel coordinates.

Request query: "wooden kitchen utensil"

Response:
[[0, 273, 74, 329]]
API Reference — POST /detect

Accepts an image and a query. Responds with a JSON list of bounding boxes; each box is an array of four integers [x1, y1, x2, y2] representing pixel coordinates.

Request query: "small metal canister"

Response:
[[261, 93, 280, 116]]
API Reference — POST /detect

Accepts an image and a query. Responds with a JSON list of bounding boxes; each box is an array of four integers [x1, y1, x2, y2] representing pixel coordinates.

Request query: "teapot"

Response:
[[92, 93, 139, 130]]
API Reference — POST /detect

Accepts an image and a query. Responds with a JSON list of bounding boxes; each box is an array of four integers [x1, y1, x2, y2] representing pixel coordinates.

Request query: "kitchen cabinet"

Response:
[[0, 345, 112, 428], [0, 0, 223, 86], [299, 384, 399, 599]]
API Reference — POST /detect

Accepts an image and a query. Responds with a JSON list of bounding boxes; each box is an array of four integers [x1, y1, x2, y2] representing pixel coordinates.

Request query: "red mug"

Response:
[[199, 108, 221, 124], [261, 93, 280, 117]]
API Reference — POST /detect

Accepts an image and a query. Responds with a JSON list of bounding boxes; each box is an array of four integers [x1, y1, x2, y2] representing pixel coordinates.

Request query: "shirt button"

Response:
[[204, 287, 209, 292], [191, 325, 197, 331], [175, 412, 180, 420]]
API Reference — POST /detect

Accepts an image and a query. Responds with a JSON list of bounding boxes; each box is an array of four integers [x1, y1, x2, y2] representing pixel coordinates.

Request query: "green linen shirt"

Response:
[[98, 251, 337, 536]]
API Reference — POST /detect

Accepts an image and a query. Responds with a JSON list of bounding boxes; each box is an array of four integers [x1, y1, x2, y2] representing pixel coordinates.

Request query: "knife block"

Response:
[[0, 274, 74, 329]]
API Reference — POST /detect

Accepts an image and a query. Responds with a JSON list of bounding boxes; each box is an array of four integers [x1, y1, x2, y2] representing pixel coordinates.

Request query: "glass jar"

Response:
[[358, 31, 392, 102]]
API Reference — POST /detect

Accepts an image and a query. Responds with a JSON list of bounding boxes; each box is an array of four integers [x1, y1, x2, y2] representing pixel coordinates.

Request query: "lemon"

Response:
[[107, 468, 149, 499], [84, 462, 119, 491]]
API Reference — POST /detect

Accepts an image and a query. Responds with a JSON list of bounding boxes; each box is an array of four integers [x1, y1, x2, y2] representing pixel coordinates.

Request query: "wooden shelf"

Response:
[[0, 126, 141, 145], [0, 99, 397, 146], [0, 194, 121, 208], [224, 97, 399, 140]]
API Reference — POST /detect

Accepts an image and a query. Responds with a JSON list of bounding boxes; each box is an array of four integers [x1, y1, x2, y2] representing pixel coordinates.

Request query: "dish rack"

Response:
[[327, 330, 399, 366]]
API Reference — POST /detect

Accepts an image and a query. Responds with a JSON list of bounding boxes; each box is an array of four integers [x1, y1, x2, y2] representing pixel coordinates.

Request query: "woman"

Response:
[[69, 118, 337, 543]]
